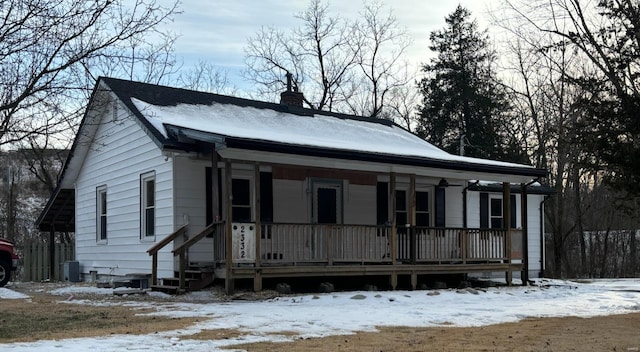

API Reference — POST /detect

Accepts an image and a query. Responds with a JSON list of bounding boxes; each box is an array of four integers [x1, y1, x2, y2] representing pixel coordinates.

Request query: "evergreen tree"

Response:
[[417, 6, 522, 162]]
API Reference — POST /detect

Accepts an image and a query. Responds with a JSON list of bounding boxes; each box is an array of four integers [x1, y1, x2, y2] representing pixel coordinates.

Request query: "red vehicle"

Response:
[[0, 238, 19, 287]]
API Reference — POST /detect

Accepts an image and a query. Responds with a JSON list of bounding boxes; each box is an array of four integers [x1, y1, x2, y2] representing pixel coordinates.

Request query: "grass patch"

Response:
[[185, 328, 248, 341], [0, 295, 198, 343]]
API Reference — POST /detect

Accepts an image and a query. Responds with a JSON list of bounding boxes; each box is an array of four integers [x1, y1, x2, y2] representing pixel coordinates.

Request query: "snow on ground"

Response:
[[0, 287, 29, 299], [3, 279, 640, 352]]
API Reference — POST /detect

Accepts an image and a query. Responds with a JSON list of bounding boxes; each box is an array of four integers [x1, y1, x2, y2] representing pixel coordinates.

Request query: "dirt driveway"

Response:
[[230, 313, 640, 351]]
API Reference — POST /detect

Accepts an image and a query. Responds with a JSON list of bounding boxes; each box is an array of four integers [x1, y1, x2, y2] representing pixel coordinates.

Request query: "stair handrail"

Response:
[[147, 223, 188, 286], [147, 224, 188, 256], [172, 221, 222, 256], [172, 221, 224, 290]]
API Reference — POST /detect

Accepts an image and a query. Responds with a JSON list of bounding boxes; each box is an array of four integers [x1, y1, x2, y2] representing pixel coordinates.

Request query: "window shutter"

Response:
[[377, 182, 388, 225], [435, 187, 446, 227], [206, 167, 212, 225], [480, 193, 489, 228], [510, 194, 517, 229], [260, 172, 273, 222]]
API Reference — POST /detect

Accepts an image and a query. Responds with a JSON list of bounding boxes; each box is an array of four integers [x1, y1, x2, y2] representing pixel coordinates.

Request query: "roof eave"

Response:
[[224, 137, 547, 179]]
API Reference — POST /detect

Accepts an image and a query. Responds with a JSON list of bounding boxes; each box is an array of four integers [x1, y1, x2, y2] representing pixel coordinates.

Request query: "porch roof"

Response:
[[100, 77, 545, 181]]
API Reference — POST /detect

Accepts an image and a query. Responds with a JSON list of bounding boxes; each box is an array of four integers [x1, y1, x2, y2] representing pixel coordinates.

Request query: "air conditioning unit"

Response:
[[63, 261, 80, 282]]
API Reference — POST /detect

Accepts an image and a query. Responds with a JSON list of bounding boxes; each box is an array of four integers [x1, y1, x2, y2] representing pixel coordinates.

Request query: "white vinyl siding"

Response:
[[444, 186, 463, 227], [174, 157, 211, 264], [273, 179, 308, 223], [467, 190, 546, 279], [343, 183, 376, 225], [527, 194, 545, 278], [75, 100, 174, 278]]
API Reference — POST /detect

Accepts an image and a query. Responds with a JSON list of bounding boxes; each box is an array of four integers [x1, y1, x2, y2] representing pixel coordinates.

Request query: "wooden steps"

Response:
[[151, 267, 215, 294]]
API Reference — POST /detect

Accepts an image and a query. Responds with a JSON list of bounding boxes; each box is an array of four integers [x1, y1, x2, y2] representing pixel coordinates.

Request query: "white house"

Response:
[[37, 77, 549, 293]]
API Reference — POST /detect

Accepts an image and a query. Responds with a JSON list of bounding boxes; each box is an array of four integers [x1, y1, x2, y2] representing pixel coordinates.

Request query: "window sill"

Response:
[[140, 236, 156, 243]]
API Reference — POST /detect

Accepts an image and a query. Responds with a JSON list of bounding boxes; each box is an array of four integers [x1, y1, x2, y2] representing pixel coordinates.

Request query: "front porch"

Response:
[[150, 221, 523, 293]]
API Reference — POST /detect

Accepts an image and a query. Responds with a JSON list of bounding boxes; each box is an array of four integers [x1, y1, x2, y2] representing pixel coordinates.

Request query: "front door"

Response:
[[312, 181, 342, 224], [311, 180, 342, 260]]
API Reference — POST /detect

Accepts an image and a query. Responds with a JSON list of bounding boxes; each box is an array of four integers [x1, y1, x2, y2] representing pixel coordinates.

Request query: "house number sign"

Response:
[[232, 223, 255, 263]]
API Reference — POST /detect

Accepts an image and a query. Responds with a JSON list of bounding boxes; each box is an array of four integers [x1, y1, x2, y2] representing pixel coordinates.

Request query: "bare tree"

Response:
[[0, 0, 179, 147], [178, 60, 239, 96], [385, 85, 420, 132], [492, 1, 592, 276], [494, 0, 640, 277], [244, 0, 357, 111], [348, 0, 413, 118], [243, 0, 413, 117]]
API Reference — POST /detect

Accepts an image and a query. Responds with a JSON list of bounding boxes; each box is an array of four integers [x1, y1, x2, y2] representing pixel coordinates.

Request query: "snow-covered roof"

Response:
[[86, 77, 545, 179], [132, 98, 530, 171]]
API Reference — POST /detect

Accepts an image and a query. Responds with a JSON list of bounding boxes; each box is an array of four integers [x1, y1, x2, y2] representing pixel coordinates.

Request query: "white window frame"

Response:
[[415, 189, 431, 227], [141, 172, 156, 240], [395, 188, 408, 227], [489, 196, 503, 229], [96, 185, 107, 243], [231, 176, 253, 223]]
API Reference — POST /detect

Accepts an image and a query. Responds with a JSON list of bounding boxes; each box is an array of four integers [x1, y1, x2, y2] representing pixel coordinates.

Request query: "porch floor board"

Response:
[[216, 262, 523, 279]]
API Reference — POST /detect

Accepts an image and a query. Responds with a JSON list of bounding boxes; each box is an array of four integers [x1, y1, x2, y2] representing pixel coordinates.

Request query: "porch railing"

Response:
[[397, 227, 511, 263], [211, 223, 522, 267], [260, 224, 391, 265]]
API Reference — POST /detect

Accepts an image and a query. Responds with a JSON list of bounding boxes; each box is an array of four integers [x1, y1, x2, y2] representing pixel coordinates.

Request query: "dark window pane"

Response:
[[491, 198, 502, 216], [232, 179, 250, 205], [100, 216, 107, 240], [232, 207, 251, 222], [491, 218, 502, 229], [416, 191, 429, 211], [416, 213, 430, 227], [146, 180, 154, 206], [396, 212, 407, 226], [145, 208, 155, 236], [396, 190, 406, 211], [317, 188, 337, 224]]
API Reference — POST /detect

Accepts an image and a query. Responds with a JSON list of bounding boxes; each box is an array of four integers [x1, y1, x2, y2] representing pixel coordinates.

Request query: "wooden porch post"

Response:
[[211, 146, 219, 276], [503, 182, 512, 285], [254, 162, 262, 292], [224, 159, 234, 294], [409, 174, 416, 266], [390, 172, 397, 290], [211, 146, 219, 221], [521, 183, 529, 284], [151, 252, 158, 286]]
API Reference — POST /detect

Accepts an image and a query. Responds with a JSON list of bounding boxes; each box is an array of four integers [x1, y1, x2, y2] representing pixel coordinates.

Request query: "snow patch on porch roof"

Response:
[[132, 98, 534, 170]]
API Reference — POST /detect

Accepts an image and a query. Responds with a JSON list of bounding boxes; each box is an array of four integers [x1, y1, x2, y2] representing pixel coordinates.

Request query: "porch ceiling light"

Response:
[[438, 178, 449, 187]]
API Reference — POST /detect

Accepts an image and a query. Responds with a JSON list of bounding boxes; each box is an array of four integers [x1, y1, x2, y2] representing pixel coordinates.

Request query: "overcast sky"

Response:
[[158, 0, 497, 93]]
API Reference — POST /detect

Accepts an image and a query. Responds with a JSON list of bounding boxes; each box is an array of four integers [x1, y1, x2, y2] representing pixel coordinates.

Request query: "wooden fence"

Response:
[[20, 240, 75, 282]]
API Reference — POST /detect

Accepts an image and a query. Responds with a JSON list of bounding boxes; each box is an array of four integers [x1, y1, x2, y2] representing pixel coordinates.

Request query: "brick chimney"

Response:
[[280, 72, 304, 107]]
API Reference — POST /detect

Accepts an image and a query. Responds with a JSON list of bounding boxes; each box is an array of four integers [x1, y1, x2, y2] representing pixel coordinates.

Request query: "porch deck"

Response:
[[210, 222, 523, 290]]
